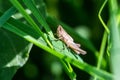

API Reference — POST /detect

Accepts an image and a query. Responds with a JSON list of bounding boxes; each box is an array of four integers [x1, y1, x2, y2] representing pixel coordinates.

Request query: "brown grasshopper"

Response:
[[56, 25, 86, 55]]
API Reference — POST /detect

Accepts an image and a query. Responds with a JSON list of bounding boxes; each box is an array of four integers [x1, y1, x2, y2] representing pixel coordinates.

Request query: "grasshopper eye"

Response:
[[57, 25, 63, 32]]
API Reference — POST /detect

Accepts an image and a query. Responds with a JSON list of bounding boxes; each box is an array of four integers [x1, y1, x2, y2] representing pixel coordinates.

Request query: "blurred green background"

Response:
[[0, 0, 108, 80]]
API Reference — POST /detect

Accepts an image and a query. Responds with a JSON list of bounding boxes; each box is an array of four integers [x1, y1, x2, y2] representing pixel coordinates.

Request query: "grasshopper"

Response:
[[56, 25, 86, 55]]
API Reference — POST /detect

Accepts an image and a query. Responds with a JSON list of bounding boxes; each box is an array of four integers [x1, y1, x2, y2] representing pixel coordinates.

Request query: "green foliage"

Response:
[[0, 0, 120, 80]]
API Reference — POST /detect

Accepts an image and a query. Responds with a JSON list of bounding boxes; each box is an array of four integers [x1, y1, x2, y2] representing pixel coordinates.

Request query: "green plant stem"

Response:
[[94, 30, 108, 80], [99, 32, 107, 64], [98, 31, 107, 69], [98, 0, 110, 34], [61, 60, 76, 80]]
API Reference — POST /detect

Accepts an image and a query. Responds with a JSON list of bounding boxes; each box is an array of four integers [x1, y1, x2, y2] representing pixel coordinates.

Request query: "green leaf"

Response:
[[109, 0, 120, 80], [10, 0, 53, 49], [0, 7, 33, 80], [8, 18, 40, 39], [0, 7, 16, 27], [48, 34, 83, 62], [23, 0, 53, 36], [0, 28, 32, 80]]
